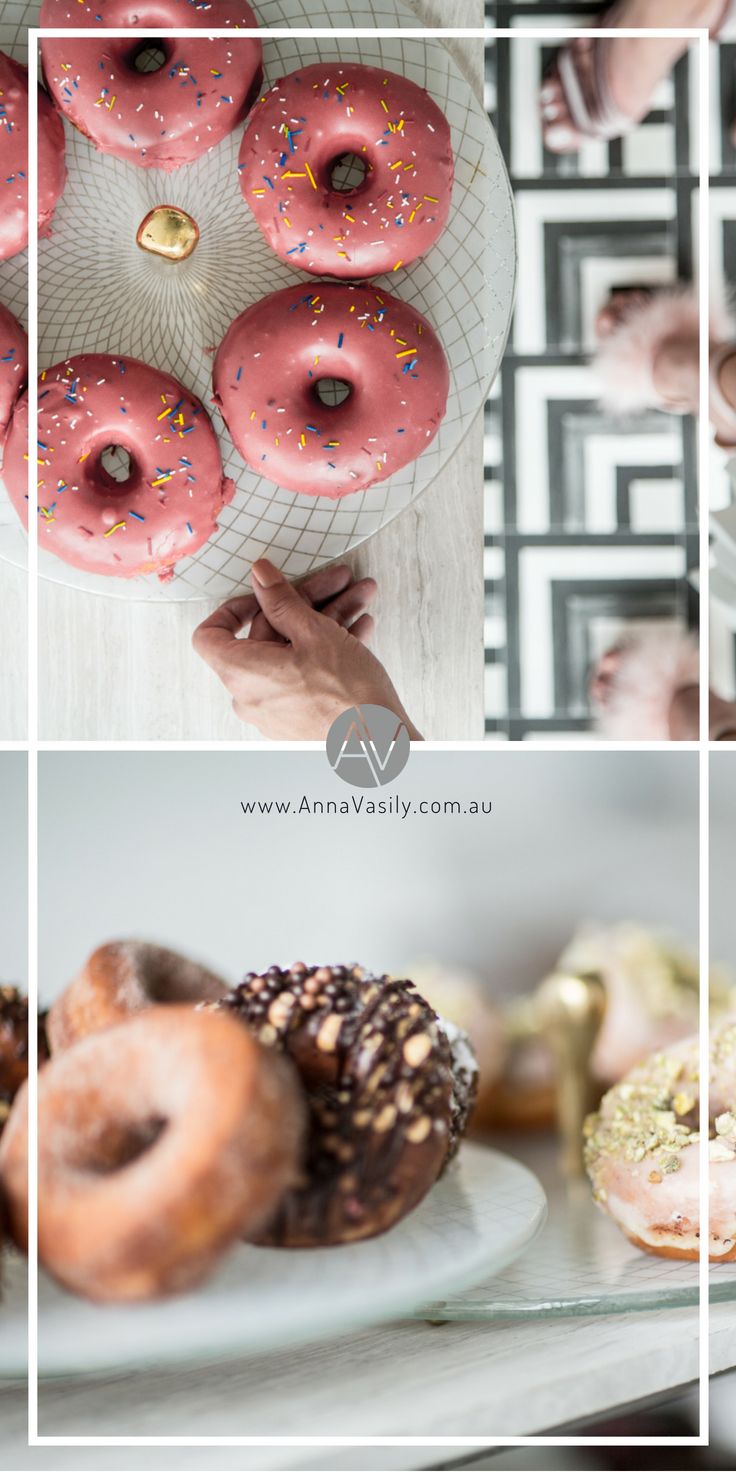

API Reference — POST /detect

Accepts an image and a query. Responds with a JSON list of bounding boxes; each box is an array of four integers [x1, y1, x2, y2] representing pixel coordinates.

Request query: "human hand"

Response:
[[192, 559, 422, 741]]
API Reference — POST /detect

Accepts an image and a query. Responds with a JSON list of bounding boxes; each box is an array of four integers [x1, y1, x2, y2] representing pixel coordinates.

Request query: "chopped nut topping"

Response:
[[316, 1013, 342, 1053], [403, 1033, 432, 1068]]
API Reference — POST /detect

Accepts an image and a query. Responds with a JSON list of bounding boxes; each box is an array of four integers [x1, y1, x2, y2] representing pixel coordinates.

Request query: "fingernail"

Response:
[[540, 83, 555, 102], [251, 558, 283, 589], [545, 125, 575, 150], [543, 103, 559, 120]]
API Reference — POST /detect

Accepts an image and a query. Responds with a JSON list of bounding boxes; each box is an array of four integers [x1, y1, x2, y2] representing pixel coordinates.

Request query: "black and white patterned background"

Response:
[[482, 2, 725, 739]]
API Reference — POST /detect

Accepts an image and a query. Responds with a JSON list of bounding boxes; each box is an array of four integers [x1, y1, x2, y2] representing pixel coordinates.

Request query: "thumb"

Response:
[[251, 559, 318, 644]]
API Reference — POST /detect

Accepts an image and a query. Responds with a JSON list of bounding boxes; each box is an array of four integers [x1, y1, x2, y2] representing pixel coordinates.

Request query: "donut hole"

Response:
[[313, 377, 352, 409], [75, 1117, 167, 1176], [329, 152, 369, 194], [129, 39, 170, 75], [98, 445, 134, 488]]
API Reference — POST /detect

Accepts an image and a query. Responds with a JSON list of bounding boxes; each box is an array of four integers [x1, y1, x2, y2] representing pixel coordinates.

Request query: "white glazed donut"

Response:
[[584, 1020, 736, 1261]]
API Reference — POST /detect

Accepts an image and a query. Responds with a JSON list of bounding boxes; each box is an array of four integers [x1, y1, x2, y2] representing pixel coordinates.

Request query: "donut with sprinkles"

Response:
[[213, 281, 449, 497], [238, 62, 454, 278], [3, 353, 235, 581], [0, 50, 67, 262], [39, 0, 263, 170], [0, 304, 27, 443]]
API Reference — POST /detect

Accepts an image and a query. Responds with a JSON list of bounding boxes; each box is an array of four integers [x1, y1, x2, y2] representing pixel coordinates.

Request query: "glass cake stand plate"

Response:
[[418, 1135, 736, 1325], [0, 1143, 544, 1381], [0, 0, 516, 601]]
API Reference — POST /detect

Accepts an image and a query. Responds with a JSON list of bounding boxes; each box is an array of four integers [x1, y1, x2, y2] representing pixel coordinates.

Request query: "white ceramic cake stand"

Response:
[[0, 0, 516, 601]]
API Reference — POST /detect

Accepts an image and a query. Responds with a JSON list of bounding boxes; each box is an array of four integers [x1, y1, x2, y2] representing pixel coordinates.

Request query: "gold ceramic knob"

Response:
[[136, 206, 199, 262], [535, 970, 606, 1178]]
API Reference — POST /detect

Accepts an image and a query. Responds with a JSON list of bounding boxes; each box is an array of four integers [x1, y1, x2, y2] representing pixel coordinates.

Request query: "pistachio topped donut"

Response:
[[239, 62, 454, 278], [213, 282, 449, 497], [0, 1006, 307, 1301], [0, 51, 67, 261], [39, 0, 263, 170], [0, 305, 27, 443], [584, 1021, 736, 1261], [214, 962, 476, 1247], [3, 354, 235, 580], [47, 940, 229, 1053]]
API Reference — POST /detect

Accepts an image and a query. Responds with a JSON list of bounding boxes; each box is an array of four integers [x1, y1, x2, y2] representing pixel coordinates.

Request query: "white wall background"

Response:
[[0, 751, 27, 984], [712, 752, 736, 963], [37, 750, 699, 1006]]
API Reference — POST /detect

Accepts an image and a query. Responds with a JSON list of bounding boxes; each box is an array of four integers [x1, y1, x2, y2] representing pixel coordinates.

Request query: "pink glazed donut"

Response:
[[0, 305, 27, 443], [0, 52, 67, 261], [238, 62, 454, 279], [39, 0, 263, 170], [3, 354, 235, 580], [213, 282, 449, 498]]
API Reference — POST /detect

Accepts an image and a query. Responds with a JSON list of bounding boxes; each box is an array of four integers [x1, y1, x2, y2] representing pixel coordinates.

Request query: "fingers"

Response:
[[251, 559, 320, 644], [298, 563, 353, 609], [192, 593, 259, 670], [321, 577, 377, 631], [249, 565, 357, 641], [348, 613, 375, 645]]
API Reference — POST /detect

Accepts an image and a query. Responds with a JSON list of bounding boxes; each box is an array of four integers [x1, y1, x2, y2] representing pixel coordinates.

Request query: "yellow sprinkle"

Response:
[[78, 450, 90, 462], [381, 99, 389, 112], [103, 521, 125, 537], [305, 162, 317, 190], [300, 433, 306, 447], [424, 195, 439, 203], [283, 216, 292, 227], [392, 261, 403, 271], [395, 349, 415, 359], [157, 406, 173, 421], [107, 94, 116, 111], [250, 410, 256, 420]]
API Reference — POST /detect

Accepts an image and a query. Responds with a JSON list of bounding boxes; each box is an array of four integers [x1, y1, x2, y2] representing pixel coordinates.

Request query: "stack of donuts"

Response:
[[413, 923, 732, 1134], [1, 2, 455, 581], [0, 944, 477, 1302]]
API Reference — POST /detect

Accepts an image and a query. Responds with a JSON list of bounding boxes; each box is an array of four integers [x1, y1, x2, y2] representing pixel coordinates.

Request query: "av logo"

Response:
[[326, 704, 411, 788]]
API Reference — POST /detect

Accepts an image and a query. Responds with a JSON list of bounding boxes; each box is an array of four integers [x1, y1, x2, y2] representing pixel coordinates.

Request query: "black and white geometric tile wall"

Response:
[[483, 2, 726, 739]]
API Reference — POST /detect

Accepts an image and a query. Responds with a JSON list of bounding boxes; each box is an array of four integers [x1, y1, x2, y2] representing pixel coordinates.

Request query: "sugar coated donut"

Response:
[[40, 0, 263, 171], [3, 354, 235, 580], [0, 51, 67, 262], [584, 1021, 736, 1261], [48, 941, 230, 1053], [239, 62, 454, 279], [0, 1006, 307, 1300], [213, 282, 449, 498], [0, 304, 27, 443], [213, 962, 476, 1247]]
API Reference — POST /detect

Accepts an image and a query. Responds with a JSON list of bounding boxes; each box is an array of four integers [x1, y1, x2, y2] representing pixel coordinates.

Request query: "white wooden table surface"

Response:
[[0, 562, 27, 741], [1, 1302, 730, 1467], [32, 1, 485, 744]]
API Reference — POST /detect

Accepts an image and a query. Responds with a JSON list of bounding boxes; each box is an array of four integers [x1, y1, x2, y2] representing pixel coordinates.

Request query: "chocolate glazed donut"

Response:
[[0, 987, 49, 1131], [47, 941, 229, 1053], [214, 963, 476, 1247]]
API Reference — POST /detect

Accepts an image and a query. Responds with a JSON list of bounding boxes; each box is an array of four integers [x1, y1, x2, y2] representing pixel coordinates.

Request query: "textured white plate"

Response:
[[0, 1143, 545, 1380], [0, 0, 516, 600]]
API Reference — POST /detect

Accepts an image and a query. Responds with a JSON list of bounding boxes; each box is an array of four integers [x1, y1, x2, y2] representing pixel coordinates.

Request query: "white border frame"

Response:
[[20, 19, 712, 1455]]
